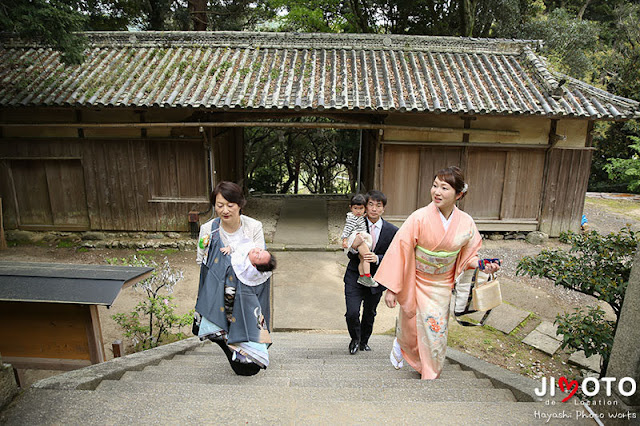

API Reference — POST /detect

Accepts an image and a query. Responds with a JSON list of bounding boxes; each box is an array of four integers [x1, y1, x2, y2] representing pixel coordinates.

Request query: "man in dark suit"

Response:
[[343, 190, 398, 354]]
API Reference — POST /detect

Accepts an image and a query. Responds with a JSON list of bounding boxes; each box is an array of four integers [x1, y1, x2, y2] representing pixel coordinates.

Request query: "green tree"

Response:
[[521, 8, 600, 78], [604, 136, 640, 192], [585, 5, 640, 192], [0, 0, 88, 64], [517, 227, 640, 373], [109, 255, 192, 351]]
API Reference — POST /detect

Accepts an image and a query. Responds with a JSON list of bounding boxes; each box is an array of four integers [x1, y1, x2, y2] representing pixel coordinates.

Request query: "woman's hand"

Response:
[[483, 261, 501, 274], [385, 290, 397, 308], [342, 238, 348, 249], [220, 246, 231, 255]]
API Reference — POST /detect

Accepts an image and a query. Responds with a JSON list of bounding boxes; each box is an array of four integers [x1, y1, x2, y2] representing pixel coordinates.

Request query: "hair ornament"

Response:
[[462, 183, 468, 193]]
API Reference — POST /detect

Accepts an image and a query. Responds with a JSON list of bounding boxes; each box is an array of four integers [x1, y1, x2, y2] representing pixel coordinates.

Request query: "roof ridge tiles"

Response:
[[2, 31, 541, 55]]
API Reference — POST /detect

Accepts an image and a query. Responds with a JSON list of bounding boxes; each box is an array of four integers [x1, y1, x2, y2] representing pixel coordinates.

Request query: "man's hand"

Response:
[[362, 252, 377, 263], [385, 290, 397, 308], [220, 246, 231, 255], [342, 238, 348, 249]]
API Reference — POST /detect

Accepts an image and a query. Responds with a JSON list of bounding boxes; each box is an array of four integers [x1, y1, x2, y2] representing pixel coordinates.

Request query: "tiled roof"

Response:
[[1, 31, 638, 119]]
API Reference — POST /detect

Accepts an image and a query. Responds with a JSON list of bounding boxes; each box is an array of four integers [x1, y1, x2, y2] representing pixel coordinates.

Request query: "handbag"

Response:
[[453, 267, 502, 326]]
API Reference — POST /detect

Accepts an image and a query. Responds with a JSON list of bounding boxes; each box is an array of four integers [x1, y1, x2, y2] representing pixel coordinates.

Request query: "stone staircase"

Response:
[[1, 333, 593, 424]]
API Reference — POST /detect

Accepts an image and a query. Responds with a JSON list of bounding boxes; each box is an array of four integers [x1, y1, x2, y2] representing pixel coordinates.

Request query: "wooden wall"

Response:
[[211, 127, 245, 187], [0, 138, 210, 231], [539, 148, 593, 236], [382, 144, 545, 226]]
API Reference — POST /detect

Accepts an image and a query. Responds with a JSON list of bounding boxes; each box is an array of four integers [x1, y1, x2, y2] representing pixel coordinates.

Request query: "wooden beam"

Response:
[[86, 305, 105, 364], [382, 141, 548, 150], [384, 216, 538, 232], [3, 356, 91, 371], [0, 121, 520, 137], [0, 198, 6, 250], [121, 269, 153, 290]]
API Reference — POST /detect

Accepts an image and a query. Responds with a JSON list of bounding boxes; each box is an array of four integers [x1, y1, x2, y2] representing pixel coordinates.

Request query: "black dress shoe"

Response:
[[359, 343, 371, 351], [349, 339, 359, 355]]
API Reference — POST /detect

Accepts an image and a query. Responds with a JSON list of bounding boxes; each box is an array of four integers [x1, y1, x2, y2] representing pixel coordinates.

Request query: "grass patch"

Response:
[[57, 239, 74, 248], [585, 198, 640, 217], [76, 247, 90, 253], [448, 320, 577, 380], [136, 249, 157, 256], [135, 248, 179, 256]]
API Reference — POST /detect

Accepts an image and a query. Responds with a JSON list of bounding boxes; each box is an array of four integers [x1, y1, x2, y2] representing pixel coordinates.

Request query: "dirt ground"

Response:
[[3, 194, 638, 387]]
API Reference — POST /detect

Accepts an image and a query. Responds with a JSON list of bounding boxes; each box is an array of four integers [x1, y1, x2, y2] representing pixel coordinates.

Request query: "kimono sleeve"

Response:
[[250, 219, 266, 249], [455, 219, 482, 277], [374, 211, 420, 318]]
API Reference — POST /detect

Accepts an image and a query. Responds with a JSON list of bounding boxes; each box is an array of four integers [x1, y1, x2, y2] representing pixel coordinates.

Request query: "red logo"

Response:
[[558, 377, 579, 402]]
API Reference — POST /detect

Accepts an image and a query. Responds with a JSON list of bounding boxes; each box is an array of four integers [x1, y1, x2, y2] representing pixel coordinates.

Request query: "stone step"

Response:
[[160, 356, 463, 371], [140, 364, 475, 380], [187, 344, 427, 361], [2, 388, 592, 425], [118, 370, 495, 391], [96, 379, 515, 402]]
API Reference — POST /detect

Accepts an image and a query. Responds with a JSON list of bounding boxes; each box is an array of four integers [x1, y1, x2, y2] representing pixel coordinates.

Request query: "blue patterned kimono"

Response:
[[194, 218, 271, 366]]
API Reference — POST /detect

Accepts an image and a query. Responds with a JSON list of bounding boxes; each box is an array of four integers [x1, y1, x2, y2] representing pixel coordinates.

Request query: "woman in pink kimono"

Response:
[[375, 166, 500, 380]]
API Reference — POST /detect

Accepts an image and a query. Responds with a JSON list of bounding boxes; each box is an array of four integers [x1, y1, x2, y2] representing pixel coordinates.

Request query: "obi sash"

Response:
[[415, 245, 460, 275]]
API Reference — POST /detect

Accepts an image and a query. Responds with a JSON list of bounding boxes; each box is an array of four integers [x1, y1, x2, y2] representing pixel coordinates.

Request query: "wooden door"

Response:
[[382, 145, 420, 216], [465, 151, 507, 219], [10, 159, 89, 229], [382, 145, 462, 217]]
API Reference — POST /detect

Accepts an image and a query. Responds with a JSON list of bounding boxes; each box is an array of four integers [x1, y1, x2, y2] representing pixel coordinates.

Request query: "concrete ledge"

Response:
[[0, 363, 18, 409], [32, 337, 204, 391], [269, 244, 341, 252], [446, 347, 559, 403]]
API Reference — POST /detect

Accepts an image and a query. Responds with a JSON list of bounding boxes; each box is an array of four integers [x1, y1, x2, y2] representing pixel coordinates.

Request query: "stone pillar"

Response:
[[606, 248, 640, 407], [0, 352, 19, 409]]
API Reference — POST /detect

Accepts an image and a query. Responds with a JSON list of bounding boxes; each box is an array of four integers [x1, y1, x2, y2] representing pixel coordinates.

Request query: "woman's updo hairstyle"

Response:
[[211, 181, 247, 210], [434, 166, 468, 200]]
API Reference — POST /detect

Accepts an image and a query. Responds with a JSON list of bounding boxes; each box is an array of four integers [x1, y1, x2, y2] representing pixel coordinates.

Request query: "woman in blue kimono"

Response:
[[194, 181, 271, 376]]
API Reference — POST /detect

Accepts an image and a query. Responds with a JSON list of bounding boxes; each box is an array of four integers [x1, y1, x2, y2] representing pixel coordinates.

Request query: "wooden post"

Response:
[[112, 340, 124, 358], [0, 197, 7, 250]]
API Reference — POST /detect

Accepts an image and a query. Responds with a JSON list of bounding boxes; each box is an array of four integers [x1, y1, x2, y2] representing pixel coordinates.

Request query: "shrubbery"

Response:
[[108, 255, 192, 351], [517, 227, 639, 373]]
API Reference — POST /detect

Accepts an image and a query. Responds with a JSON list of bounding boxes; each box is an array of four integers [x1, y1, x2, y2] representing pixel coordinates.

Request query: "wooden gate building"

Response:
[[0, 32, 638, 235]]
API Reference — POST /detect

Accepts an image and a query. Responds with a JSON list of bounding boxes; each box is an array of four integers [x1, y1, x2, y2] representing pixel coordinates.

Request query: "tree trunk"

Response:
[[460, 0, 476, 37], [148, 0, 168, 30], [577, 0, 592, 20], [189, 0, 208, 30]]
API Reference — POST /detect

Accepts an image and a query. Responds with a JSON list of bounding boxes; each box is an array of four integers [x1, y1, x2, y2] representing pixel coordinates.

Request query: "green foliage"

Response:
[[56, 239, 74, 248], [604, 136, 640, 192], [517, 227, 639, 372], [521, 8, 599, 78], [245, 118, 359, 194], [555, 306, 615, 363], [108, 255, 192, 351], [0, 0, 88, 64]]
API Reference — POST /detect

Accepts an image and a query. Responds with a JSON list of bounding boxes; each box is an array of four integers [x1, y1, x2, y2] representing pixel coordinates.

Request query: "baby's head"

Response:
[[350, 194, 367, 217], [248, 247, 277, 272]]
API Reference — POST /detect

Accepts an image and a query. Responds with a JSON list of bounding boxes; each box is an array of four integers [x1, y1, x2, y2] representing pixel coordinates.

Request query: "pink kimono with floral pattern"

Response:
[[375, 203, 481, 379]]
